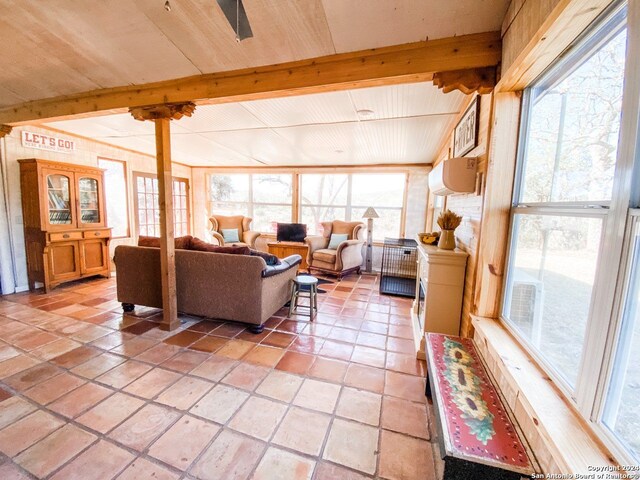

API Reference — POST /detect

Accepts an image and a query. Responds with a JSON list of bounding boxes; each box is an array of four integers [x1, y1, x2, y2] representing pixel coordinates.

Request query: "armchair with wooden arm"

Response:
[[305, 220, 365, 279], [208, 215, 260, 248]]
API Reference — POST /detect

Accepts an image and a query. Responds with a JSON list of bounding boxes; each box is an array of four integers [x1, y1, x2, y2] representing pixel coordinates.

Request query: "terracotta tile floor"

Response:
[[0, 274, 442, 479]]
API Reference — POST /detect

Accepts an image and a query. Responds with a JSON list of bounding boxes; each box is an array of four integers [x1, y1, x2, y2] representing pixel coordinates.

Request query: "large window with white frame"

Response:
[[208, 173, 293, 233], [502, 1, 640, 462], [300, 173, 406, 240]]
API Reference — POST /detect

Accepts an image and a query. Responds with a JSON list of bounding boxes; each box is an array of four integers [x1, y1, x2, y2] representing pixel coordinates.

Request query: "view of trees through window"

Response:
[[209, 174, 293, 233], [300, 173, 406, 240], [134, 173, 190, 237], [505, 23, 626, 385], [209, 172, 406, 240], [504, 8, 640, 462]]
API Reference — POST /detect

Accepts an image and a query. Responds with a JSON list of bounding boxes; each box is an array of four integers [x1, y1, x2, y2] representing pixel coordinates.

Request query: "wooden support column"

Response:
[[129, 102, 195, 331]]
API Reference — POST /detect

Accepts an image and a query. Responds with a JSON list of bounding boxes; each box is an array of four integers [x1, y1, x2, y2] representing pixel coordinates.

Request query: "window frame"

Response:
[[500, 0, 640, 464], [132, 172, 191, 238], [207, 173, 294, 233], [97, 157, 130, 239], [206, 170, 409, 241], [299, 172, 408, 241]]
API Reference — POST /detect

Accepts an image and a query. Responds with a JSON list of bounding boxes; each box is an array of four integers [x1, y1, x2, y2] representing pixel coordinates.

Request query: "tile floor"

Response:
[[0, 274, 442, 480]]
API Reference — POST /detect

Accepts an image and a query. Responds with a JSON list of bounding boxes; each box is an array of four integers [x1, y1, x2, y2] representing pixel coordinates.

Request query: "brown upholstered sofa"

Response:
[[305, 220, 365, 279], [114, 245, 301, 333]]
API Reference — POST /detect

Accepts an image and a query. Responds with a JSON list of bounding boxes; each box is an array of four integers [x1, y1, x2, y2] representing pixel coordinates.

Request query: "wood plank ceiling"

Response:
[[45, 82, 466, 166], [4, 0, 509, 166]]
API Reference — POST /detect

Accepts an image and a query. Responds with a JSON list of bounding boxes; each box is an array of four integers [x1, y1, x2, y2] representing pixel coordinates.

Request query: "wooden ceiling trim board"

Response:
[[193, 163, 432, 172], [1, 31, 501, 125], [497, 0, 614, 92]]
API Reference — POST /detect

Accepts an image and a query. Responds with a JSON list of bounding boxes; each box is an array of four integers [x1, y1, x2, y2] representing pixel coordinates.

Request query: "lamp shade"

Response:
[[362, 207, 379, 219]]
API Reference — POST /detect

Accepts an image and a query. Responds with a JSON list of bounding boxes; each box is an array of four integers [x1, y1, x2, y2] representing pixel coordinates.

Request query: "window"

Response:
[[133, 173, 190, 237], [503, 1, 640, 463], [300, 173, 406, 240], [431, 195, 444, 232], [351, 174, 405, 240], [603, 212, 640, 459], [98, 158, 129, 237], [300, 174, 348, 235], [208, 174, 293, 233]]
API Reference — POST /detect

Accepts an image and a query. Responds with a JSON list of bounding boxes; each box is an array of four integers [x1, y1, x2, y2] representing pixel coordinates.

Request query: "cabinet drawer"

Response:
[[49, 231, 82, 242], [83, 230, 109, 239]]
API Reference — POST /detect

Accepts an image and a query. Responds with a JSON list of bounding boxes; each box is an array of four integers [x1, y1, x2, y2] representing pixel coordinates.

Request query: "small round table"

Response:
[[288, 275, 318, 320]]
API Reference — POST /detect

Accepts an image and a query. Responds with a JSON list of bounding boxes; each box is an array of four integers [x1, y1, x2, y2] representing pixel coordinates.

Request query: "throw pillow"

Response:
[[221, 228, 240, 243], [190, 237, 250, 255], [138, 235, 192, 249], [250, 249, 281, 266], [328, 233, 349, 250]]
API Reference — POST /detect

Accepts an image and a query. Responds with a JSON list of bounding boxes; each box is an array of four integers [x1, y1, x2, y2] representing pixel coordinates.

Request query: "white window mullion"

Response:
[[590, 0, 640, 435]]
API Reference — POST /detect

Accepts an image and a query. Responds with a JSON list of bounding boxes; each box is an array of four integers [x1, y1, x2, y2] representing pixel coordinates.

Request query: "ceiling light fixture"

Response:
[[357, 109, 374, 118]]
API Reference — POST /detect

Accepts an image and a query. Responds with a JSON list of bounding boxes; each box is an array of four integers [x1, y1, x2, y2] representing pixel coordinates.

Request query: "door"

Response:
[[79, 239, 108, 275], [76, 173, 106, 228], [48, 241, 81, 282], [42, 169, 76, 230]]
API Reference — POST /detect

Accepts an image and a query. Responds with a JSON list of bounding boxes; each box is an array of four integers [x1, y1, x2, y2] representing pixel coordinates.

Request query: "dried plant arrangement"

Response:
[[437, 209, 462, 231]]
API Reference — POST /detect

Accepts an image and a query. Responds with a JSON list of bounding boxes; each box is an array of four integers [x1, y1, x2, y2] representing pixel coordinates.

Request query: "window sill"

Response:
[[471, 315, 618, 474]]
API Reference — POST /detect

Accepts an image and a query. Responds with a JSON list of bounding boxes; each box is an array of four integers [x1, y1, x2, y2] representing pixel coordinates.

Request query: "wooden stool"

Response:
[[288, 275, 318, 320]]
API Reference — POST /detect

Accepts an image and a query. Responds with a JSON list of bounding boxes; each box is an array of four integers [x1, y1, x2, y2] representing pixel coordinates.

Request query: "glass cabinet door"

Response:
[[77, 176, 101, 225], [46, 173, 73, 227]]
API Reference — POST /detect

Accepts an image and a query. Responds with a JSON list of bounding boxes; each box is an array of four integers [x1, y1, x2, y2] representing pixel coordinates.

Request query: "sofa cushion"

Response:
[[250, 249, 281, 266], [313, 248, 337, 264], [331, 220, 362, 239], [328, 233, 348, 250], [190, 237, 250, 255], [222, 228, 240, 243], [138, 235, 193, 249], [262, 254, 302, 277]]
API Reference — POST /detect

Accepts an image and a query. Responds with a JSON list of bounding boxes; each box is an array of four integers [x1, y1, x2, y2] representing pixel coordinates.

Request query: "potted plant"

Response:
[[436, 209, 462, 250]]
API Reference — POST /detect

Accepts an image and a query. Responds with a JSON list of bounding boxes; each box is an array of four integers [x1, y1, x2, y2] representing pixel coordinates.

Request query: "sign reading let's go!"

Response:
[[21, 131, 76, 154]]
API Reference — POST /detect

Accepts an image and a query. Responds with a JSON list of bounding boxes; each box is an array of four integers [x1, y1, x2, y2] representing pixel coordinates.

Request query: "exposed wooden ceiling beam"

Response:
[[1, 31, 501, 125]]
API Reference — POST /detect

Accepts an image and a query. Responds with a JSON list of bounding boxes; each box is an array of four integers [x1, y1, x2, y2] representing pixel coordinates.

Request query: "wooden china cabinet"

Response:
[[19, 159, 112, 292]]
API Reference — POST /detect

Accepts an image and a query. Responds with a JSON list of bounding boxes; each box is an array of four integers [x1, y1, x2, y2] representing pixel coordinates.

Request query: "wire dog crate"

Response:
[[379, 238, 418, 297]]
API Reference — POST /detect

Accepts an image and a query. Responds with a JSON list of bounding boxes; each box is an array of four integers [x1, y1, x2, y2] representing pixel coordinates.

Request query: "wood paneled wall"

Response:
[[501, 0, 561, 73], [429, 92, 493, 337], [1, 126, 191, 291]]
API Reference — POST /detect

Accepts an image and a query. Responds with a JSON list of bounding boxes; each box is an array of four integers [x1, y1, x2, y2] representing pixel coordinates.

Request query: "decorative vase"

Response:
[[438, 229, 456, 250]]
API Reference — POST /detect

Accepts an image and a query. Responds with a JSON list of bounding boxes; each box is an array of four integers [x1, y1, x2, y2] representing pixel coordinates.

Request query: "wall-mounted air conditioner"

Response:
[[429, 157, 477, 196]]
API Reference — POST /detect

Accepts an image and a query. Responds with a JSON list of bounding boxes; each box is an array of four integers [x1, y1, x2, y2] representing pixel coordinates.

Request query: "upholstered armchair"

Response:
[[305, 220, 365, 279], [208, 215, 260, 248]]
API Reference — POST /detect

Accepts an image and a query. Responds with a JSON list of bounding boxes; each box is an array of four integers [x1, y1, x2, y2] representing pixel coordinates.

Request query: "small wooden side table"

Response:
[[267, 241, 309, 273]]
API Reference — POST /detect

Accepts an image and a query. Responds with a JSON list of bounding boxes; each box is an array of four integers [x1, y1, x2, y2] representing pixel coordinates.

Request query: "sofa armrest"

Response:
[[210, 231, 224, 246], [336, 239, 364, 271], [305, 235, 328, 264], [262, 254, 302, 278], [243, 230, 261, 248]]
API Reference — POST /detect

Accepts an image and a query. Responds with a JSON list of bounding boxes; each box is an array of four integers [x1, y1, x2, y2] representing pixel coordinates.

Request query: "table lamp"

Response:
[[362, 207, 379, 273]]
